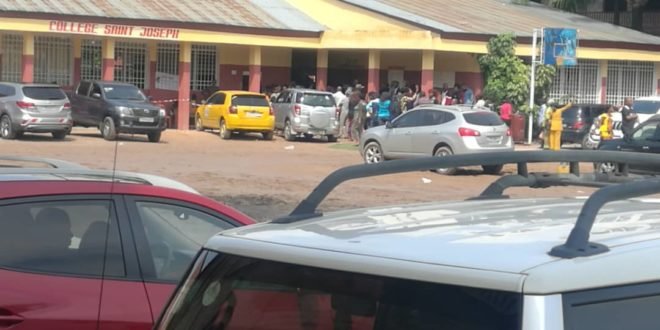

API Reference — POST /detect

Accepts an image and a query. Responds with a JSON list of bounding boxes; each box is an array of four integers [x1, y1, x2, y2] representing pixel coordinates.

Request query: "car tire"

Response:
[[147, 131, 162, 143], [101, 116, 117, 141], [327, 135, 338, 143], [284, 120, 296, 141], [219, 119, 231, 140], [482, 165, 503, 175], [0, 115, 17, 140], [52, 131, 67, 140], [432, 146, 456, 175], [262, 131, 274, 140], [594, 162, 619, 174], [195, 114, 204, 131], [581, 134, 594, 150], [363, 141, 383, 164]]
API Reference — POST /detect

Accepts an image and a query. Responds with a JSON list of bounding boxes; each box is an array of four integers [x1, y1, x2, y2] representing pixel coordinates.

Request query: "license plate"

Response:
[[138, 117, 155, 123], [246, 112, 262, 118]]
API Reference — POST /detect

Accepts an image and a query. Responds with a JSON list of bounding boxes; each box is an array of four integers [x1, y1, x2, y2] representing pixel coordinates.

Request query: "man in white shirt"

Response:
[[333, 86, 346, 106]]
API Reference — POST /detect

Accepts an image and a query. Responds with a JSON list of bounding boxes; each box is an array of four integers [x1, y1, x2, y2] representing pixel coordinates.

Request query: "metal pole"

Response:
[[528, 29, 538, 145]]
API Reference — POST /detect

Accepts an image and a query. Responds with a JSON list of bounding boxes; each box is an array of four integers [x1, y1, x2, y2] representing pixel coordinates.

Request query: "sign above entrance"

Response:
[[48, 20, 180, 40]]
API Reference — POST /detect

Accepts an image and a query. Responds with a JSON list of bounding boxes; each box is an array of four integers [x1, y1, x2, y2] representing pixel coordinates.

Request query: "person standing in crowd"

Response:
[[621, 97, 638, 142], [499, 99, 513, 126], [351, 93, 367, 143], [338, 91, 350, 139], [345, 90, 363, 141], [537, 100, 549, 148], [548, 101, 573, 151], [598, 105, 615, 141], [462, 84, 474, 105], [366, 92, 380, 128], [474, 95, 486, 108], [414, 90, 433, 106], [376, 92, 392, 126], [333, 86, 346, 106], [400, 88, 414, 113]]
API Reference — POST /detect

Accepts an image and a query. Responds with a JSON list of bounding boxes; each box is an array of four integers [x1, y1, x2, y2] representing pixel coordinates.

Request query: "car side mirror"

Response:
[[92, 93, 101, 99], [386, 121, 393, 129]]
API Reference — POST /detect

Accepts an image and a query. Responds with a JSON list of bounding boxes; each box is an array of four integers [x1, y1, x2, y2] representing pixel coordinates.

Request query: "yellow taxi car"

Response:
[[194, 91, 275, 140]]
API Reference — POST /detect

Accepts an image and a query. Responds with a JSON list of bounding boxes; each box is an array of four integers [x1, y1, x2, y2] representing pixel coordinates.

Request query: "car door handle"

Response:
[[431, 131, 440, 135], [643, 146, 650, 150]]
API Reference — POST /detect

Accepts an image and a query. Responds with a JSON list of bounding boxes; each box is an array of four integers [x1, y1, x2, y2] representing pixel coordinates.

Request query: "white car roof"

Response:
[[636, 96, 660, 101]]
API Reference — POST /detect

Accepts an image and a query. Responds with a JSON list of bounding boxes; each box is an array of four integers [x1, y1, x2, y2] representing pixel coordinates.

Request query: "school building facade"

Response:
[[1, 0, 660, 129]]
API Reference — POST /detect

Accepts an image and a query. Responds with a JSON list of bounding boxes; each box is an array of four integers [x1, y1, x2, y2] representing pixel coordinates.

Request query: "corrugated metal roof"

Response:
[[342, 0, 660, 45], [0, 0, 323, 32]]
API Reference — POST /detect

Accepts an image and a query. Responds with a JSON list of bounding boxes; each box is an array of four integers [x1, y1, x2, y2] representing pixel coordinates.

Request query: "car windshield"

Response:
[[296, 93, 335, 107], [158, 251, 522, 330], [103, 85, 146, 101], [22, 87, 66, 100], [231, 95, 269, 107], [633, 100, 660, 115], [463, 111, 504, 126]]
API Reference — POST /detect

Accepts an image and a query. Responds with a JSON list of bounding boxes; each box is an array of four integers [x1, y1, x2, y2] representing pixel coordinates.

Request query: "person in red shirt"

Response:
[[499, 100, 513, 126]]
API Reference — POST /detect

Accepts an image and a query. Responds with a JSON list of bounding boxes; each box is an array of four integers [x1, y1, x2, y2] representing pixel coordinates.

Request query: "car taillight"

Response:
[[269, 106, 274, 116], [63, 102, 71, 110], [573, 122, 584, 129], [229, 105, 238, 114], [458, 127, 481, 137], [16, 101, 35, 110], [506, 128, 511, 136], [294, 105, 301, 116], [335, 106, 341, 119]]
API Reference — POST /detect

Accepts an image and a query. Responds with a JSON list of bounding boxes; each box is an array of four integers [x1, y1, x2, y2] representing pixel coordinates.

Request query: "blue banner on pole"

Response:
[[542, 28, 578, 67]]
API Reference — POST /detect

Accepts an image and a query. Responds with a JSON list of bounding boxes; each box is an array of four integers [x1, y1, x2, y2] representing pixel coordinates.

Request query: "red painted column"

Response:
[[316, 49, 328, 91], [21, 34, 34, 83], [367, 50, 380, 93], [421, 50, 434, 94], [148, 41, 157, 94], [600, 77, 607, 104], [72, 39, 82, 86], [248, 46, 262, 93], [101, 39, 115, 81], [177, 42, 192, 130]]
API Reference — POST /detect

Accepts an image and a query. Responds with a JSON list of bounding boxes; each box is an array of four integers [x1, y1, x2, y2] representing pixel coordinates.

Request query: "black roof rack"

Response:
[[272, 150, 660, 259]]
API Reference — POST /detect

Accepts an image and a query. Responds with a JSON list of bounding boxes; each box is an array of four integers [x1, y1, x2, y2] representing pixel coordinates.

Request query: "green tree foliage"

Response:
[[478, 33, 556, 114]]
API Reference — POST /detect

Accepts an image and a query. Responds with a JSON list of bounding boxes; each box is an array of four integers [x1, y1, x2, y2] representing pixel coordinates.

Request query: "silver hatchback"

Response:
[[0, 82, 72, 140], [360, 105, 513, 174], [272, 89, 340, 142]]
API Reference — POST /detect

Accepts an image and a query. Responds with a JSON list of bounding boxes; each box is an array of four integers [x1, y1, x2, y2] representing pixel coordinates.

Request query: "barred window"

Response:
[[34, 36, 72, 85], [606, 60, 654, 106], [549, 59, 599, 104], [81, 39, 102, 81], [1, 34, 22, 82], [156, 42, 179, 91], [114, 41, 147, 89], [191, 44, 217, 91]]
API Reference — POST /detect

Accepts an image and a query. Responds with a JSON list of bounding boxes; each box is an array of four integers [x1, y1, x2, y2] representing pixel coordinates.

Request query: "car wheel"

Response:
[[327, 135, 338, 143], [101, 116, 117, 141], [284, 120, 296, 141], [262, 131, 274, 140], [195, 115, 204, 131], [432, 146, 456, 175], [0, 115, 16, 139], [52, 131, 67, 140], [363, 141, 383, 164], [219, 119, 231, 140], [147, 131, 162, 143], [482, 165, 503, 175], [581, 134, 593, 150], [594, 162, 618, 174]]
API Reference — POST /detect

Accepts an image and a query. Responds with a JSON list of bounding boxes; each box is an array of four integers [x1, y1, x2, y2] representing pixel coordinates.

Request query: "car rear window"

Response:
[[158, 251, 522, 330], [463, 111, 504, 126], [296, 93, 335, 107], [633, 100, 660, 115], [231, 95, 269, 107], [22, 87, 66, 100], [561, 106, 581, 120]]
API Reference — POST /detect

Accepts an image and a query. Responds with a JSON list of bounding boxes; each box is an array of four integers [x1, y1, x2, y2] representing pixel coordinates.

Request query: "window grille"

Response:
[[1, 34, 22, 82], [114, 41, 147, 89], [81, 39, 102, 81], [155, 42, 179, 91], [549, 59, 599, 104], [34, 36, 72, 85], [606, 60, 654, 106], [191, 44, 217, 91]]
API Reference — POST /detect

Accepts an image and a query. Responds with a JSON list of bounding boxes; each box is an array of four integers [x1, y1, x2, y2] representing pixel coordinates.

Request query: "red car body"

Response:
[[0, 180, 253, 330]]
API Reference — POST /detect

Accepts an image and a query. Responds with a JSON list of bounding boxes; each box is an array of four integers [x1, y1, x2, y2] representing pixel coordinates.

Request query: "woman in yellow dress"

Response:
[[598, 106, 615, 141], [548, 101, 573, 151]]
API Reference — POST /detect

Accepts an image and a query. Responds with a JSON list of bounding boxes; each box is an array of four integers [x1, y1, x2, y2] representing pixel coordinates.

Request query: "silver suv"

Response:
[[272, 89, 339, 142], [157, 151, 660, 330], [0, 82, 72, 140]]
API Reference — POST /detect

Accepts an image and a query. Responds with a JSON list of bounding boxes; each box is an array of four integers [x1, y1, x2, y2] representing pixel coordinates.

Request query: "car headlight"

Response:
[[159, 109, 166, 117], [117, 106, 133, 117]]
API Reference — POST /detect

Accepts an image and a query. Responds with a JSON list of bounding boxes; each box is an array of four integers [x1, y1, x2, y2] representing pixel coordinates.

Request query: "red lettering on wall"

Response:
[[48, 21, 179, 40]]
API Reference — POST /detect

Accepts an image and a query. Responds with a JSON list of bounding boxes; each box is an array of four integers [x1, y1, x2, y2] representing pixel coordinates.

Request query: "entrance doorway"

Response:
[[291, 49, 316, 89]]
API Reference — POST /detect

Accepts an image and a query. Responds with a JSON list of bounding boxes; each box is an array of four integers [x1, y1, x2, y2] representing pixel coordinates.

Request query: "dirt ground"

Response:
[[2, 127, 596, 221]]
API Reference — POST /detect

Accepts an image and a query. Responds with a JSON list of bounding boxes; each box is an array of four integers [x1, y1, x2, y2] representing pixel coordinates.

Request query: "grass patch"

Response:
[[329, 143, 359, 151]]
